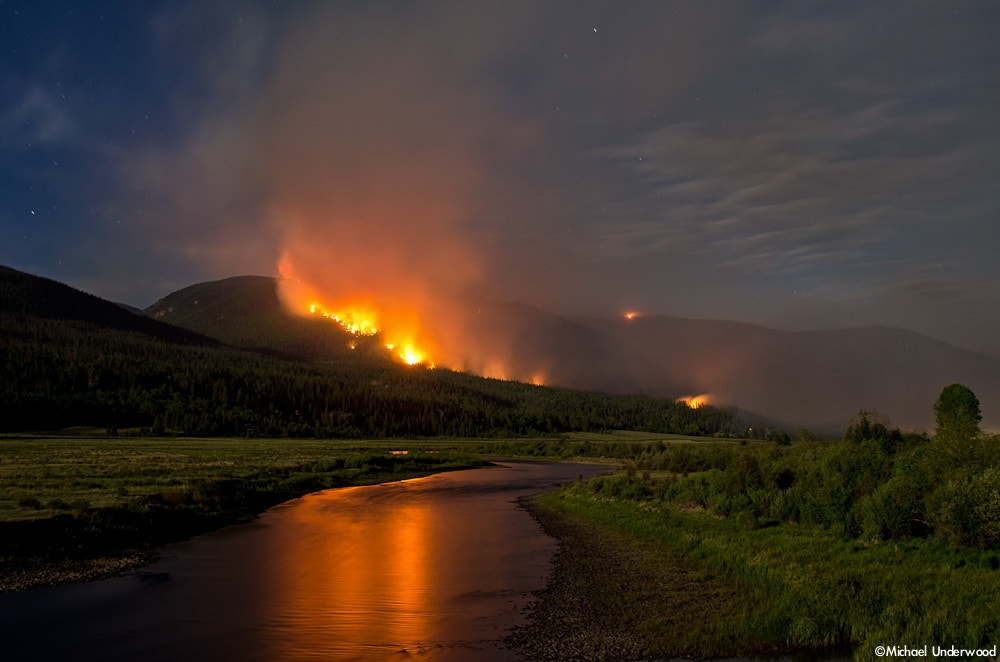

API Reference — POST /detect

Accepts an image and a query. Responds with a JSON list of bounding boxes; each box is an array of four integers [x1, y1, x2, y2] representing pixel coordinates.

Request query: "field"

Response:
[[0, 431, 722, 522], [0, 435, 486, 521]]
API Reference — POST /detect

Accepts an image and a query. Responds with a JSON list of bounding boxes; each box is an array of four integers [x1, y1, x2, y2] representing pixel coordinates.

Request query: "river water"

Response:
[[0, 461, 607, 661]]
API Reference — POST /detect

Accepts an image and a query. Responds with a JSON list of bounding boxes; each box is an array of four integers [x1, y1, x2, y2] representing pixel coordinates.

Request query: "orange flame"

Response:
[[624, 310, 640, 320], [679, 394, 711, 409], [386, 342, 428, 366], [309, 302, 379, 336], [279, 256, 435, 367], [276, 252, 560, 378]]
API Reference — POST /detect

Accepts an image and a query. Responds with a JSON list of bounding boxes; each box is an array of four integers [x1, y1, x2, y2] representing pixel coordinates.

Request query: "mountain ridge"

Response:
[[139, 273, 1000, 433], [143, 275, 375, 363], [2, 264, 748, 438], [0, 265, 218, 347], [5, 264, 996, 434]]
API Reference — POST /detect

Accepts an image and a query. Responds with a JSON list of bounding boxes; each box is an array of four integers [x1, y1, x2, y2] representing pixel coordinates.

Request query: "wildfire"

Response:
[[278, 253, 436, 367], [308, 301, 433, 367], [624, 310, 640, 320], [388, 342, 427, 366], [309, 302, 379, 336], [679, 394, 711, 409]]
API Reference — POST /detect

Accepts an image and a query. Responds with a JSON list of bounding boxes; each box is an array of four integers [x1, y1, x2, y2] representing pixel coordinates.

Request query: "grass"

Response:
[[0, 436, 486, 521], [525, 476, 1000, 660]]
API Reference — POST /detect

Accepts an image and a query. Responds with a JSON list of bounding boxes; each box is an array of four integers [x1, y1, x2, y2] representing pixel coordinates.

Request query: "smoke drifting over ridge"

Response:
[[259, 5, 546, 379]]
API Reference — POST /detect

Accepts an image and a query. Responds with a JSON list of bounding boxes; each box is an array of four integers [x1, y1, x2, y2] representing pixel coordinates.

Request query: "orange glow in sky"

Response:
[[275, 251, 570, 380], [279, 254, 436, 367]]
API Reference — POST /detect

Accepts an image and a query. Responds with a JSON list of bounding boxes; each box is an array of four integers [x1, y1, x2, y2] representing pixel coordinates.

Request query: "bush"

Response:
[[46, 498, 72, 511], [859, 473, 927, 541], [17, 497, 43, 510], [926, 467, 1000, 549]]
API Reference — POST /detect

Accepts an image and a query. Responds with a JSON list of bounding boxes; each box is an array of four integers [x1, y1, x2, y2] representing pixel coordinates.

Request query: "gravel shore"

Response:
[[507, 493, 743, 661], [0, 551, 157, 593]]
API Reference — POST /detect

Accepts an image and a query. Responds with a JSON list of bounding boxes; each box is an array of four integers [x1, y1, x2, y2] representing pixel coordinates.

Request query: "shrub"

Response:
[[859, 473, 927, 541], [17, 497, 43, 510], [927, 467, 1000, 549], [46, 498, 72, 511]]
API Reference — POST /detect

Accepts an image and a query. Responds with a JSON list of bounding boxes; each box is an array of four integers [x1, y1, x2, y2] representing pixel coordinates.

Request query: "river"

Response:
[[0, 461, 607, 661]]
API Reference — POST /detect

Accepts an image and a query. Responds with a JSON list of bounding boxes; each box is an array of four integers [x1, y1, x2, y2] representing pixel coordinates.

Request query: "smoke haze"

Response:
[[5, 1, 1000, 418], [260, 4, 557, 379]]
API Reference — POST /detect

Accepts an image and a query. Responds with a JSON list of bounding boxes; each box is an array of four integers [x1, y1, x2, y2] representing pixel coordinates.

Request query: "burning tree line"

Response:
[[1, 308, 750, 439]]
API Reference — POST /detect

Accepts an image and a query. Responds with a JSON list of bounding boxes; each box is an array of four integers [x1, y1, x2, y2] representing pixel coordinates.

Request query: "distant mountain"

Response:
[[140, 274, 1000, 433], [584, 315, 1000, 434], [0, 265, 214, 346], [3, 265, 744, 438]]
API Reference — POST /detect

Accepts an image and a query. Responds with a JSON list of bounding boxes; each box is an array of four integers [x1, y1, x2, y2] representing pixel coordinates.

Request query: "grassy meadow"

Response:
[[0, 430, 716, 522], [0, 435, 484, 521]]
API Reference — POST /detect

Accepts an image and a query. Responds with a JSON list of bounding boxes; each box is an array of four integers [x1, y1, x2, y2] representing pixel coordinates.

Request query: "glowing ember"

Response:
[[679, 394, 710, 409], [309, 301, 379, 336], [281, 254, 548, 376], [396, 343, 427, 366], [308, 300, 432, 366]]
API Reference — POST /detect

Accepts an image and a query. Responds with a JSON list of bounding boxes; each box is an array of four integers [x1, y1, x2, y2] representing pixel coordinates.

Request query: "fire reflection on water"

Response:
[[260, 487, 433, 658], [0, 462, 614, 662]]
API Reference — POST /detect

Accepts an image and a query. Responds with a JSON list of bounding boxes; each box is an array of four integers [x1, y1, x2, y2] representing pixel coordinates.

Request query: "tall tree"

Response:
[[934, 383, 982, 442]]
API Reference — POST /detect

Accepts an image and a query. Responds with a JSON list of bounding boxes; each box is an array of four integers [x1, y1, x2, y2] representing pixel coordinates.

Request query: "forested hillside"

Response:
[[144, 275, 379, 363], [1, 266, 751, 438]]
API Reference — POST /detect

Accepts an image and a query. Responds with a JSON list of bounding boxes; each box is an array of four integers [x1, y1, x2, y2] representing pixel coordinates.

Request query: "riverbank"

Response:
[[0, 552, 159, 593], [514, 473, 1000, 661], [509, 492, 790, 661]]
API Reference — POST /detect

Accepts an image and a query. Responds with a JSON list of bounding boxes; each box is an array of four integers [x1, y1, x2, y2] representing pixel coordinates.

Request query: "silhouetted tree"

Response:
[[934, 383, 981, 443]]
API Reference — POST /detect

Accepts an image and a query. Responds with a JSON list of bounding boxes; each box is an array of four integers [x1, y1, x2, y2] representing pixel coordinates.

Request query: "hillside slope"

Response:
[[2, 265, 745, 438], [139, 272, 1000, 433], [590, 315, 1000, 433], [0, 266, 215, 346], [143, 276, 377, 362]]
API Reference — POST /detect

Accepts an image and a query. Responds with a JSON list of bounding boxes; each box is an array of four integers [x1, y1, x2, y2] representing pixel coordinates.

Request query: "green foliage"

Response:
[[558, 400, 1000, 553], [858, 470, 928, 541], [843, 410, 901, 453], [934, 383, 982, 443], [925, 467, 1000, 548]]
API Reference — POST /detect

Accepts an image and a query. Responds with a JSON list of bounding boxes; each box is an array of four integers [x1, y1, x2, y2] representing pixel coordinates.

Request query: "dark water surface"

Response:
[[0, 461, 608, 661]]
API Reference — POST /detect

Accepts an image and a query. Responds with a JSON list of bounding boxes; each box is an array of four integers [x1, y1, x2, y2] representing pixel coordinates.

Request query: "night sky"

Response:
[[3, 1, 999, 357]]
